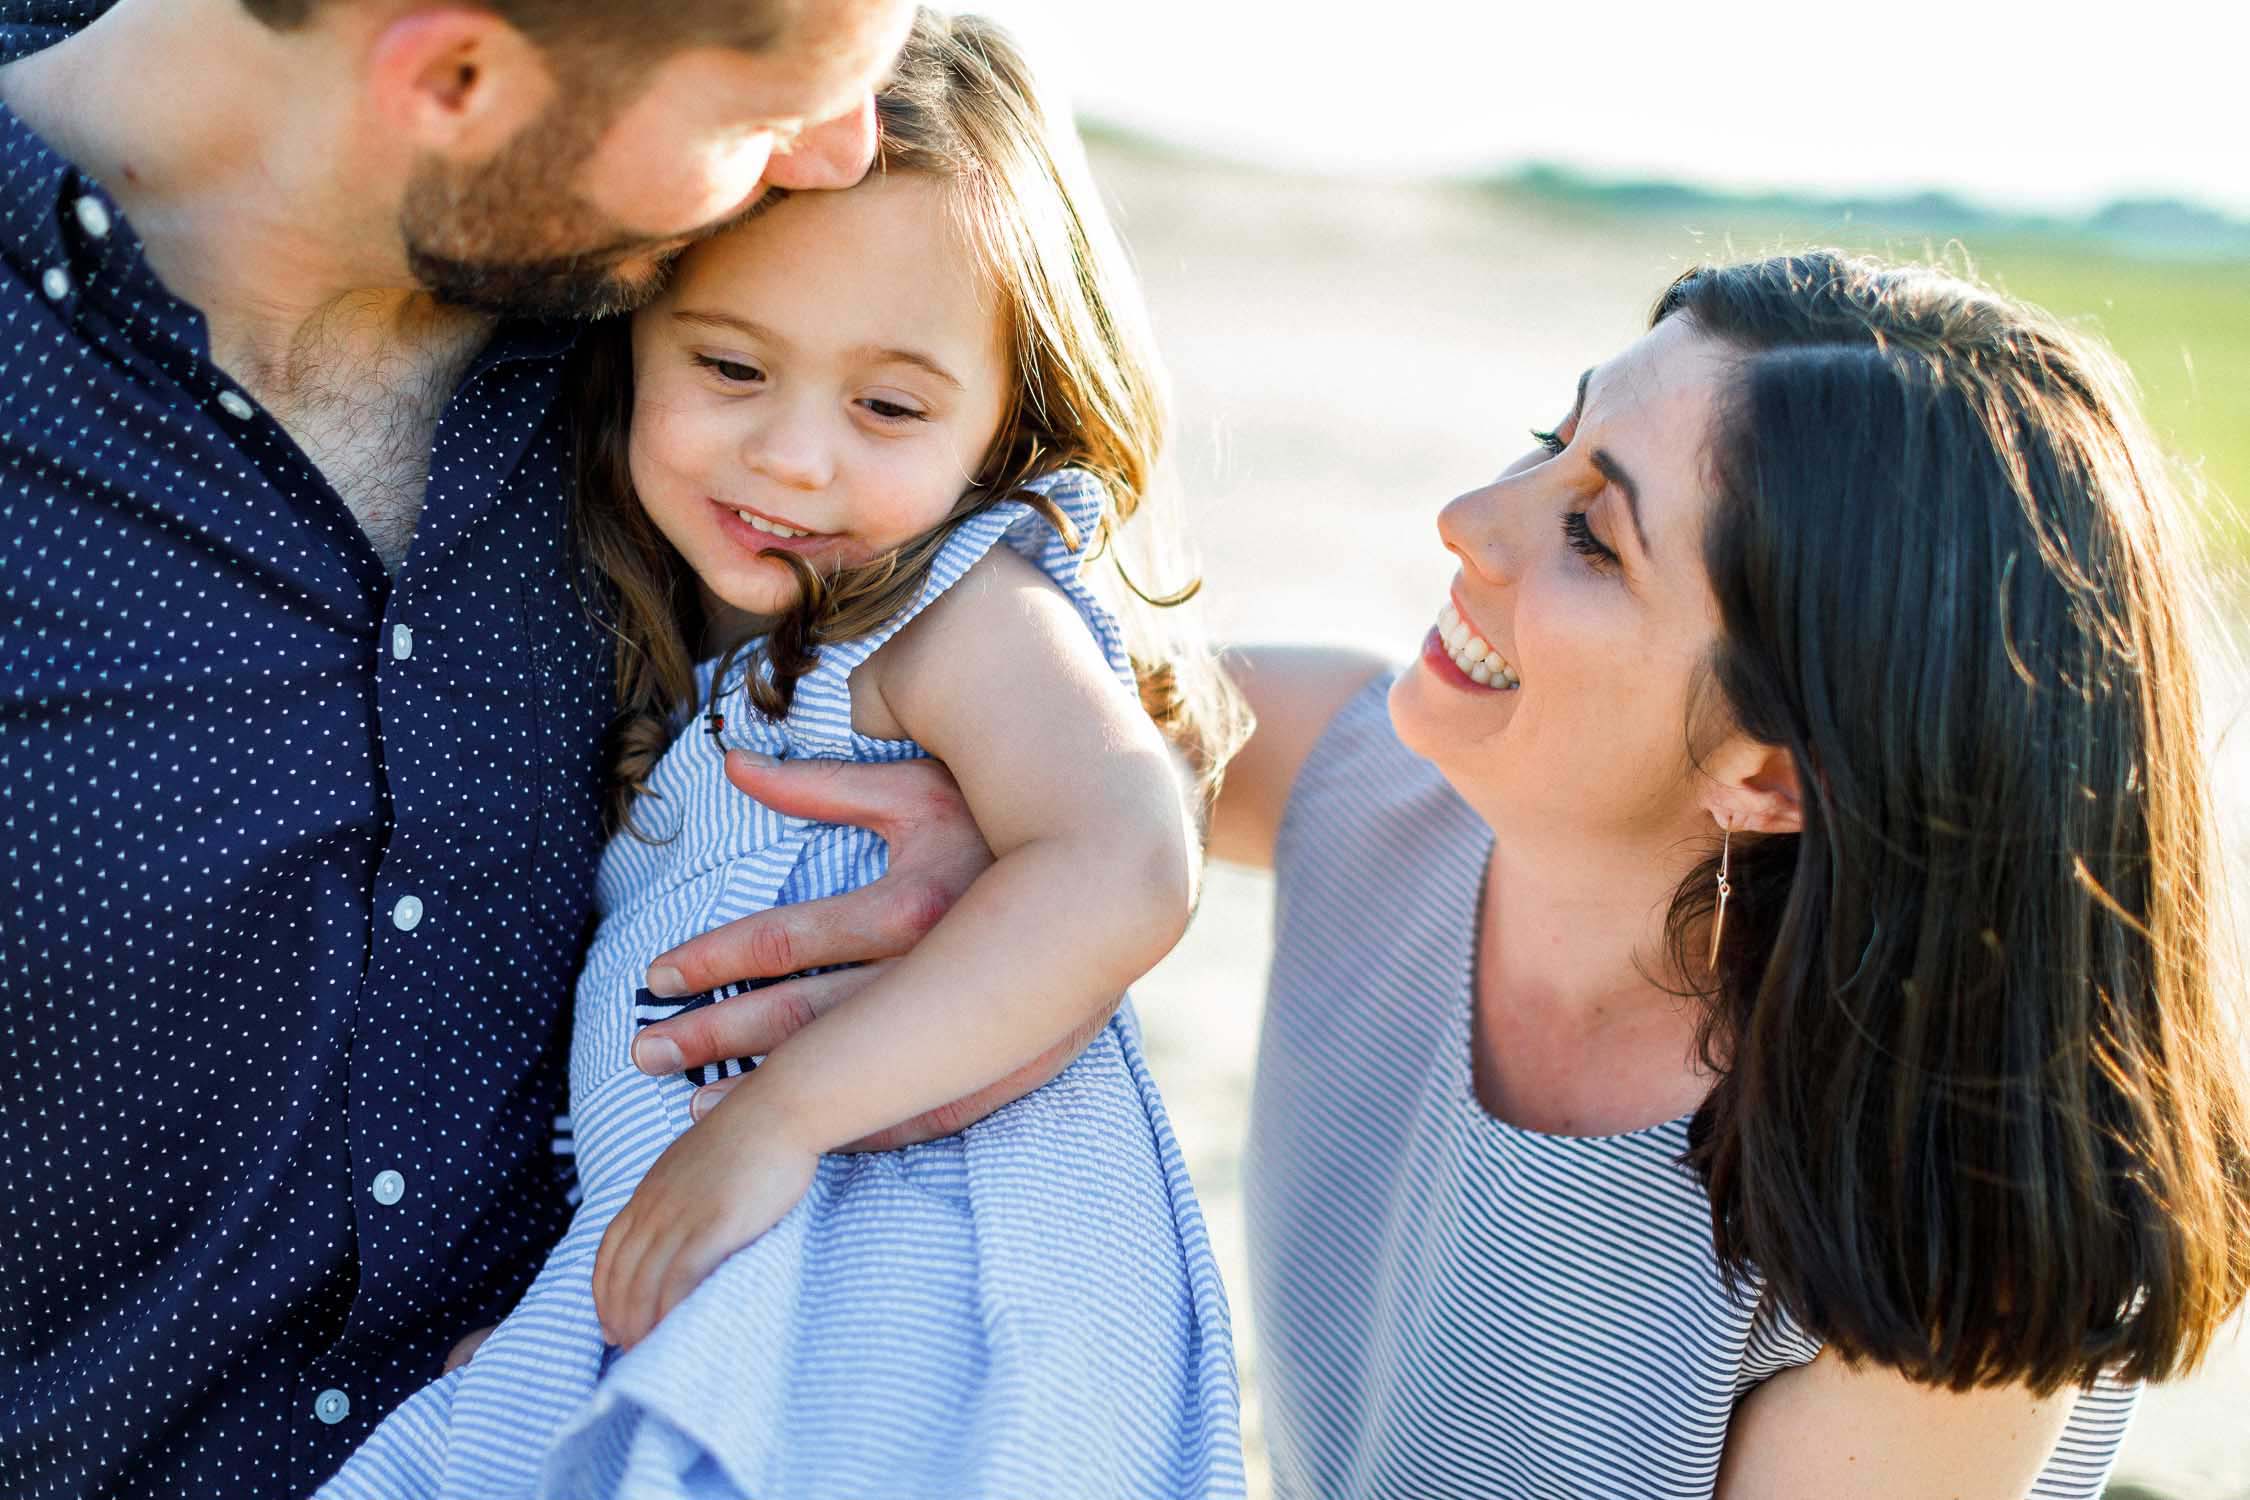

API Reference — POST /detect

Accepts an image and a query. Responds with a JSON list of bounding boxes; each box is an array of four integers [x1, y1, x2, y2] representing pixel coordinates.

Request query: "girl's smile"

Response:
[[708, 498, 848, 562]]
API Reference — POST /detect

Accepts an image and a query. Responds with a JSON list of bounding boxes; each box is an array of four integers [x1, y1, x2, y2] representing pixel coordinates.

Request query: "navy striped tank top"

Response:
[[1244, 677, 2137, 1498]]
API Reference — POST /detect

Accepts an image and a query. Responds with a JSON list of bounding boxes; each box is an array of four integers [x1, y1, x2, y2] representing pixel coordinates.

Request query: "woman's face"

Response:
[[626, 172, 1013, 636], [1389, 314, 1739, 842]]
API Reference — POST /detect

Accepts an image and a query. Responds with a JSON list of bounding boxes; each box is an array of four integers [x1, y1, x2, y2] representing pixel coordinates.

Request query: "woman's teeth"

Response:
[[737, 510, 811, 539], [1438, 602, 1520, 690]]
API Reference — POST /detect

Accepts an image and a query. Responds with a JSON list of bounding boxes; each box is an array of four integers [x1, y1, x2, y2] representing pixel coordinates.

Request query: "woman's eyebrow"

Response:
[[1589, 449, 1648, 554], [1575, 365, 1650, 556]]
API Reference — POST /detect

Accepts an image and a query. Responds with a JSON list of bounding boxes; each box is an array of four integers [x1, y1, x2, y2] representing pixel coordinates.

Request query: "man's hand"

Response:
[[631, 750, 1107, 1148], [442, 1326, 495, 1373]]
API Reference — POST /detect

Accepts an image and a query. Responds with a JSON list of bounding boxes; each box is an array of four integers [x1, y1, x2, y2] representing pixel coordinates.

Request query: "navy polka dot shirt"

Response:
[[0, 7, 615, 1495]]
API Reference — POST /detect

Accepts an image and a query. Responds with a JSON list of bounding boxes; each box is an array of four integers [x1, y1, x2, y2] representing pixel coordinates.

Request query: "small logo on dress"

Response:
[[631, 978, 766, 1086]]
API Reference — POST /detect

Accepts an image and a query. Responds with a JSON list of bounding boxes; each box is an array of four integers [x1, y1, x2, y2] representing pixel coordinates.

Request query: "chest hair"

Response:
[[240, 311, 486, 575]]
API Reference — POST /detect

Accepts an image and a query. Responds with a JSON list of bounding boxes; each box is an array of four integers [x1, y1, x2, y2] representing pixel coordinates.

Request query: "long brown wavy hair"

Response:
[[1659, 252, 2250, 1394], [568, 10, 1247, 837]]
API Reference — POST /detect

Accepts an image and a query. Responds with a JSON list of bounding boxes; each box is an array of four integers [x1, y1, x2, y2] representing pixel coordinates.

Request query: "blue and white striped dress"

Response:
[[320, 470, 1243, 1500], [1245, 677, 2138, 1500]]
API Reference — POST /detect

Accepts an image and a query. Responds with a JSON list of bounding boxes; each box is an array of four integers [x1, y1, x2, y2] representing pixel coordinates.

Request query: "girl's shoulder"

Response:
[[850, 545, 1080, 742], [789, 470, 1134, 757]]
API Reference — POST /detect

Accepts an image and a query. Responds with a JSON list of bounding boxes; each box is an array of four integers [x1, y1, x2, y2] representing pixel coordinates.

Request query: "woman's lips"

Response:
[[1432, 596, 1520, 690]]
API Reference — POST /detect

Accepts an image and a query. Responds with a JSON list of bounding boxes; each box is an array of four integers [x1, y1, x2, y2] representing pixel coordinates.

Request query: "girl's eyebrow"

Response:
[[845, 343, 964, 391], [674, 308, 787, 345], [669, 309, 962, 391]]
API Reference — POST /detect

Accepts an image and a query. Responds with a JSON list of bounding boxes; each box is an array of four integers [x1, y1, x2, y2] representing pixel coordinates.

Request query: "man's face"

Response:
[[400, 0, 914, 319]]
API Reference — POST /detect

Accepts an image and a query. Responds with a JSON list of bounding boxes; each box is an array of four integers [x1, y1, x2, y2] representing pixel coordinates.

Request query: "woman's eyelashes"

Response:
[[1561, 509, 1619, 572], [1529, 422, 1618, 572]]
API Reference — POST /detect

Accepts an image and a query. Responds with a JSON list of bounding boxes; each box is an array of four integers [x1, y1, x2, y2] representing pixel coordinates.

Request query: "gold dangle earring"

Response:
[[1706, 822, 1734, 969]]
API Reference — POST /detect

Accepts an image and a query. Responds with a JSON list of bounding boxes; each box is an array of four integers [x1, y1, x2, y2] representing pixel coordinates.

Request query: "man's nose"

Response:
[[763, 95, 879, 192]]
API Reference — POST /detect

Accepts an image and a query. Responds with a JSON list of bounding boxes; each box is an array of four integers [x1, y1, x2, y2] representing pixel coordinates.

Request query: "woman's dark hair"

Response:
[[1663, 252, 2250, 1394]]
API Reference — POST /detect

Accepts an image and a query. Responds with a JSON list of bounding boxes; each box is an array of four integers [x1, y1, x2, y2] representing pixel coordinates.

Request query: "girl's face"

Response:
[[1389, 314, 1739, 844], [627, 172, 1012, 633]]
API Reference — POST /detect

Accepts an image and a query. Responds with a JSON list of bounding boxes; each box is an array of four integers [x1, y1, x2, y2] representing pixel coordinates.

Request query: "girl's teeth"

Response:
[[738, 511, 808, 539]]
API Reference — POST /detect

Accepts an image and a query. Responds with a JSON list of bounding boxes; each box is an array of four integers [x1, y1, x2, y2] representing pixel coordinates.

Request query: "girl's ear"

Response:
[[363, 7, 557, 161], [1700, 735, 1804, 837]]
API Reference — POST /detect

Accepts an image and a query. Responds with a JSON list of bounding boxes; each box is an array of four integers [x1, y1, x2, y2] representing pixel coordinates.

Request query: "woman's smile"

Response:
[[1423, 594, 1520, 691]]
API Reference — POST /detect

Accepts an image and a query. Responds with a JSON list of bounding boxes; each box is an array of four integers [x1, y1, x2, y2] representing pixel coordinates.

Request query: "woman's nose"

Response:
[[1437, 480, 1521, 584], [762, 96, 879, 192]]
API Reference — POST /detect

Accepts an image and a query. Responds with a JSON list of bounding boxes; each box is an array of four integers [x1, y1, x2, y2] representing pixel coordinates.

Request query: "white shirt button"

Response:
[[72, 195, 112, 239], [391, 624, 413, 660], [391, 894, 424, 932], [370, 1170, 406, 1206], [313, 1388, 351, 1424], [216, 390, 255, 420], [40, 266, 70, 301]]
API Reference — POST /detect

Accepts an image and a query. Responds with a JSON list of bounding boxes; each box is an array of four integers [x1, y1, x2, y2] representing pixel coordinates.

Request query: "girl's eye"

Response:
[[1562, 509, 1620, 572], [692, 354, 762, 384], [1530, 426, 1566, 457], [859, 397, 928, 423]]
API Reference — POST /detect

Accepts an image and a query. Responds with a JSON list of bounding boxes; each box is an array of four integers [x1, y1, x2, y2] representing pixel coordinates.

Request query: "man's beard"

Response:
[[403, 230, 676, 321], [397, 101, 691, 321]]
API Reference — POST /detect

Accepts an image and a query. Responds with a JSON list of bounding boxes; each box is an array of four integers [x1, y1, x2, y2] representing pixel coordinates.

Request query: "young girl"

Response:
[[321, 12, 1246, 1499]]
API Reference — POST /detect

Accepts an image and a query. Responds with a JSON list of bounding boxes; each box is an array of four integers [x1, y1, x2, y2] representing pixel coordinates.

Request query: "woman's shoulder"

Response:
[[1274, 666, 1466, 867]]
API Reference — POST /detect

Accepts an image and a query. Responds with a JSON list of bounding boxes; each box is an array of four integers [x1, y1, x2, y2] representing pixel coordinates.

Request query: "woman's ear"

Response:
[[363, 7, 557, 161], [1701, 736, 1804, 836]]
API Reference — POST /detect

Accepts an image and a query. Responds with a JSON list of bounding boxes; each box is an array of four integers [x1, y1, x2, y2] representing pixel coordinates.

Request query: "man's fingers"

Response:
[[441, 1326, 496, 1374], [643, 879, 941, 995], [723, 750, 963, 835], [688, 1074, 746, 1120], [636, 965, 889, 1075], [640, 754, 994, 995]]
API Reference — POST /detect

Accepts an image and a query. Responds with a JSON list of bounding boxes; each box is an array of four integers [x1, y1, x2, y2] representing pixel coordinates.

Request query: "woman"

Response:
[[1212, 252, 2250, 1496]]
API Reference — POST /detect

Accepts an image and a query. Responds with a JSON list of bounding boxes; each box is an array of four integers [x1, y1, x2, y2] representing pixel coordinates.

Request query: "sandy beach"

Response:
[[1092, 137, 2250, 1499]]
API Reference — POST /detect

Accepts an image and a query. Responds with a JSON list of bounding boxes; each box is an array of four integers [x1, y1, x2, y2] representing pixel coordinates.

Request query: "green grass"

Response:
[[1980, 244, 2250, 562]]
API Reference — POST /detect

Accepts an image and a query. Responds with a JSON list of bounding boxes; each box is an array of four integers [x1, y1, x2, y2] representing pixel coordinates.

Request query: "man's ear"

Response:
[[363, 7, 557, 160], [1700, 735, 1804, 837]]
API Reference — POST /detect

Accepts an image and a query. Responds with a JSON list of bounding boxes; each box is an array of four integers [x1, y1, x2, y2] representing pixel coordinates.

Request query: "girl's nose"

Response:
[[744, 406, 835, 492], [1437, 479, 1522, 586]]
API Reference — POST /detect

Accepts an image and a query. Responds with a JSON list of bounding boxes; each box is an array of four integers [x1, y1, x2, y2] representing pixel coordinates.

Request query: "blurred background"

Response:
[[973, 2, 2250, 1494]]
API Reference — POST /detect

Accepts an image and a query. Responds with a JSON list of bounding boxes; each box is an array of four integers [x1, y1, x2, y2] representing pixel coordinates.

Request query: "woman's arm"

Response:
[[593, 548, 1196, 1345], [1207, 644, 1389, 869], [1719, 1349, 2078, 1499]]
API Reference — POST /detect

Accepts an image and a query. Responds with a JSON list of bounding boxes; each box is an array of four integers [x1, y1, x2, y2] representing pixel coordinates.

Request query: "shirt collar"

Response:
[[0, 91, 85, 283]]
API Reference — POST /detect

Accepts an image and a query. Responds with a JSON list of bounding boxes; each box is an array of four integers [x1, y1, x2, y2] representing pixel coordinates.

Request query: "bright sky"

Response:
[[974, 0, 2250, 219]]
